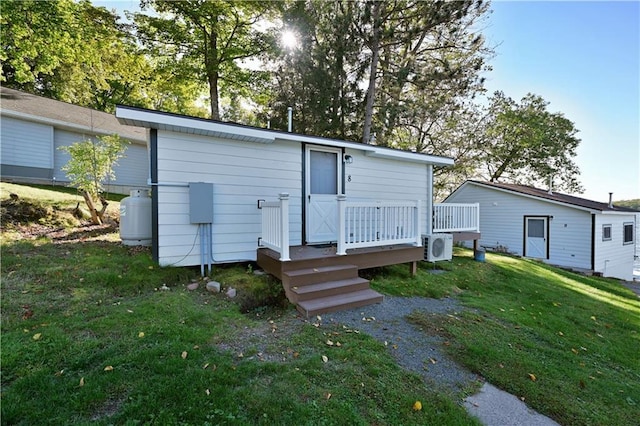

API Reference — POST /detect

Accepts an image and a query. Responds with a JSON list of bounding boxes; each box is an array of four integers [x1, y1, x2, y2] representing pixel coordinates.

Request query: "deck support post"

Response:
[[409, 261, 417, 276], [337, 195, 347, 255], [279, 193, 290, 261]]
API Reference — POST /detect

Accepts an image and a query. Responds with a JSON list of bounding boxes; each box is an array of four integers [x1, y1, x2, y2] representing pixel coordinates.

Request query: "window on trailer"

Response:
[[623, 222, 634, 245], [602, 224, 612, 241]]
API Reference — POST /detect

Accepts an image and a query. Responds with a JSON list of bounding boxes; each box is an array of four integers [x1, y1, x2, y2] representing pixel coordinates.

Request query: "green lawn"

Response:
[[2, 183, 638, 425], [1, 183, 477, 425]]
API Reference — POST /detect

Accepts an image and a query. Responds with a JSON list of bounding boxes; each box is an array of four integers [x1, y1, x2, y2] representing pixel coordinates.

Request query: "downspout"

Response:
[[426, 164, 433, 235]]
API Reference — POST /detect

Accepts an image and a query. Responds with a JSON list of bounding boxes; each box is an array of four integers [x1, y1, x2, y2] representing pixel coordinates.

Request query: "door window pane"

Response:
[[310, 151, 337, 194], [527, 219, 545, 238]]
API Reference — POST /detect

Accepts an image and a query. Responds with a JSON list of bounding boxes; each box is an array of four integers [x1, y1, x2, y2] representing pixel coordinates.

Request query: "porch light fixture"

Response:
[[343, 154, 354, 164]]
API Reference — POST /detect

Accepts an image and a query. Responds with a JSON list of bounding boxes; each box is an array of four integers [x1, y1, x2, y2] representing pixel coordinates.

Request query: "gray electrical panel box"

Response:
[[189, 182, 214, 224]]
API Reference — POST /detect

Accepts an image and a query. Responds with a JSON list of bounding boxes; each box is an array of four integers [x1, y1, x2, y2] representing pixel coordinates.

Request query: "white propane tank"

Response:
[[119, 189, 152, 246]]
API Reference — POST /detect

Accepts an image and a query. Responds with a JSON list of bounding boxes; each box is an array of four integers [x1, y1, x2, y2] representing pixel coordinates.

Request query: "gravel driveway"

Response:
[[325, 296, 481, 394]]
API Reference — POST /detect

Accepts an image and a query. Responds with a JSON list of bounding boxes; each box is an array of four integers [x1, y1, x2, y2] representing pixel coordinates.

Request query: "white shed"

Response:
[[0, 87, 148, 194], [445, 180, 638, 281]]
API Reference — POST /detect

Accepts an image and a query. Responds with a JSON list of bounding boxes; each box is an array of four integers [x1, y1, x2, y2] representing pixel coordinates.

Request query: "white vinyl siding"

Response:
[[1, 116, 53, 168], [594, 215, 636, 281], [155, 131, 302, 266], [54, 129, 148, 187], [344, 149, 428, 231], [446, 184, 592, 269], [111, 142, 148, 186]]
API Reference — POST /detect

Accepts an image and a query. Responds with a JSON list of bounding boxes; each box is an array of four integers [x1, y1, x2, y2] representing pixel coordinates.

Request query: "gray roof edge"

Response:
[[462, 180, 640, 213]]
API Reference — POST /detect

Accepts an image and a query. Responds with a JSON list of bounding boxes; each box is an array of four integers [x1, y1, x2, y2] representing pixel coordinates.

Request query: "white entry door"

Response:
[[306, 145, 342, 244], [525, 217, 548, 259]]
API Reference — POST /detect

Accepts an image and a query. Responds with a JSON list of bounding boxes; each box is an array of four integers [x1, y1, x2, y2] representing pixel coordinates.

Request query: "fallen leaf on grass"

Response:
[[32, 333, 42, 341], [413, 401, 422, 411], [579, 380, 586, 389], [79, 377, 85, 387], [138, 332, 145, 338], [325, 392, 332, 400], [104, 365, 113, 371], [326, 340, 334, 346], [528, 373, 537, 382], [205, 389, 210, 395], [558, 331, 564, 336], [322, 355, 328, 363], [590, 316, 597, 321], [203, 363, 210, 369], [571, 348, 579, 354], [181, 351, 188, 359]]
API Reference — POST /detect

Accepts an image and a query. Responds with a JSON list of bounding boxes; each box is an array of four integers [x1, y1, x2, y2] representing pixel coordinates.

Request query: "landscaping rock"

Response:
[[226, 287, 237, 298], [186, 283, 199, 291], [206, 281, 221, 293], [253, 270, 266, 276]]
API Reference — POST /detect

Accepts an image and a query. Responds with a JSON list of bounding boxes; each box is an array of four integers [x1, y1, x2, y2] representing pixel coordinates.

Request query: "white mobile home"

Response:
[[445, 180, 638, 281], [0, 87, 147, 194], [115, 106, 478, 315]]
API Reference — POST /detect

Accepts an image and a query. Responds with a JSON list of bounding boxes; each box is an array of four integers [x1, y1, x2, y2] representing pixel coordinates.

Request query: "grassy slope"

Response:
[[380, 251, 639, 426], [1, 183, 475, 425], [3, 182, 638, 425]]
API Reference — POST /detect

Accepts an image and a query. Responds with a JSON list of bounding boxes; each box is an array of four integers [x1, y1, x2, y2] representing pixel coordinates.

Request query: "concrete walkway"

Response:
[[464, 383, 560, 426]]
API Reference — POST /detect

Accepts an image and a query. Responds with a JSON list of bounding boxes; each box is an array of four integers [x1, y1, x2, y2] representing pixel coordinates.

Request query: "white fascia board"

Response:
[[467, 181, 599, 213], [275, 135, 454, 166], [116, 106, 275, 144], [600, 210, 640, 216], [2, 109, 147, 144], [364, 149, 454, 166]]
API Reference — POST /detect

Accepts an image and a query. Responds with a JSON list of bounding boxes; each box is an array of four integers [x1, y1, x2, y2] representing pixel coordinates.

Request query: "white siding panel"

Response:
[[54, 129, 148, 187], [1, 116, 53, 168], [53, 130, 74, 181], [111, 143, 148, 186], [447, 184, 592, 269], [594, 214, 636, 280], [344, 149, 428, 230], [156, 132, 302, 266]]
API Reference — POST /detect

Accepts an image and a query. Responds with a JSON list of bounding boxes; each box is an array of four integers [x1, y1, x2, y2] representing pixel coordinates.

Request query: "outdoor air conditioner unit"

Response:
[[423, 233, 453, 262]]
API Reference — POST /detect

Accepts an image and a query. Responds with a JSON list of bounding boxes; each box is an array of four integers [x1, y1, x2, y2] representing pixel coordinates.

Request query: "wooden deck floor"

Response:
[[257, 244, 424, 280]]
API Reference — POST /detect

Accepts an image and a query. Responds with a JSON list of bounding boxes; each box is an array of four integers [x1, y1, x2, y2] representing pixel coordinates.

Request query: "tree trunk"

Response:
[[82, 190, 102, 225], [362, 1, 382, 144]]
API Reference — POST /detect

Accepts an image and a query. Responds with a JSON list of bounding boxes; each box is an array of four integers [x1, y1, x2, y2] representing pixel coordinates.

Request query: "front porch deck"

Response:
[[257, 244, 423, 317]]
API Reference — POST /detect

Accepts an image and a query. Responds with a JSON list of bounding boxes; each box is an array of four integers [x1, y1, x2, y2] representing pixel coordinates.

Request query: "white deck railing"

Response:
[[337, 196, 421, 255], [433, 203, 480, 233], [258, 193, 290, 261]]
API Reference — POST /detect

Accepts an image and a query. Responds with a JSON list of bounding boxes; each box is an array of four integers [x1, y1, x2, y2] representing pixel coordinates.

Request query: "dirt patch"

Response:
[[215, 313, 308, 363]]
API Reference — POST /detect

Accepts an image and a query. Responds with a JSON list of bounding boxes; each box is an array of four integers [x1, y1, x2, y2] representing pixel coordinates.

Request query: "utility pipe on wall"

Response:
[[287, 107, 293, 132]]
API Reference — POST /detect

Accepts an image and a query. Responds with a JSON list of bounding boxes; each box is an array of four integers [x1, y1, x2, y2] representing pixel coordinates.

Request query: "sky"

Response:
[[95, 0, 639, 202], [480, 1, 639, 202]]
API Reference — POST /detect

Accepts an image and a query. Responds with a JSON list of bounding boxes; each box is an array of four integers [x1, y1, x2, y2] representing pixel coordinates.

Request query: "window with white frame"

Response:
[[602, 224, 612, 241], [623, 222, 634, 245]]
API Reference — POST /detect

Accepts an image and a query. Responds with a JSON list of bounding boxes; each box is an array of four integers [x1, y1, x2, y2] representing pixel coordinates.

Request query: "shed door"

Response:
[[525, 217, 548, 259], [306, 145, 342, 244]]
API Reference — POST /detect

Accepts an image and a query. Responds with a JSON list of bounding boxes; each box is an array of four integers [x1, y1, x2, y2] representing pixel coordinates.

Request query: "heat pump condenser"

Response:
[[422, 233, 453, 262]]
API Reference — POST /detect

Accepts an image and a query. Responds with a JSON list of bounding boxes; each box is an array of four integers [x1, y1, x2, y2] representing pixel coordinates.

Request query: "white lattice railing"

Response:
[[433, 203, 480, 233], [258, 193, 290, 261], [337, 196, 421, 255]]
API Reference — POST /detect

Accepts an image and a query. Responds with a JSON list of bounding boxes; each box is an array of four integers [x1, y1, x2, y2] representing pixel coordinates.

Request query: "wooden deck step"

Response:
[[291, 277, 370, 301], [283, 264, 358, 287], [296, 289, 384, 317]]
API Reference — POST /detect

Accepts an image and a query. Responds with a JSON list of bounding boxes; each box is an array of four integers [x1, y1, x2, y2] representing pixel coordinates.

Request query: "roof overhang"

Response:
[[3, 109, 147, 144], [115, 105, 454, 167], [116, 105, 276, 144], [461, 181, 602, 213]]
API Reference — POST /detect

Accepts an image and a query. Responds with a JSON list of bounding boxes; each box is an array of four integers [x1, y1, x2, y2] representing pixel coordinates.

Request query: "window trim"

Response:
[[602, 224, 612, 241], [623, 222, 634, 245]]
